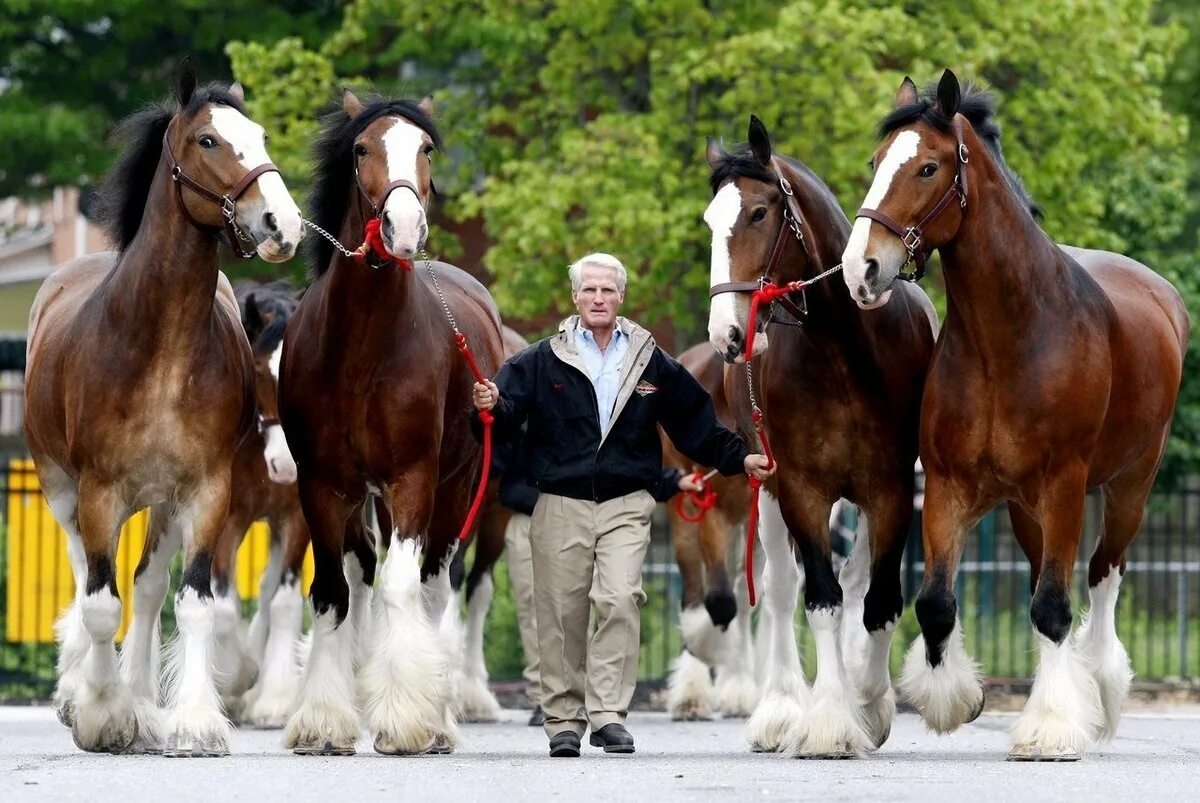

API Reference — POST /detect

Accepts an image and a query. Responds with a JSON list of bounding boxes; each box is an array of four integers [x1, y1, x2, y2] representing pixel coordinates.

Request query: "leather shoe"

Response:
[[548, 731, 580, 757], [589, 723, 635, 754], [528, 706, 545, 727]]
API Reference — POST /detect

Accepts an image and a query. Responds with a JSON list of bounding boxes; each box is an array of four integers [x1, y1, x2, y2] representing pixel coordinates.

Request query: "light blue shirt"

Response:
[[574, 322, 628, 435]]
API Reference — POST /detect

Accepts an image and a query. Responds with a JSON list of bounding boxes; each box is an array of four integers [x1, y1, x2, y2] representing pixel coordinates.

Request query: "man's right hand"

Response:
[[473, 380, 500, 411]]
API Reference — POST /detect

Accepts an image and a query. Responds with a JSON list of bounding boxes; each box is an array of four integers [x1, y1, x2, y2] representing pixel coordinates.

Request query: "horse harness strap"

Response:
[[855, 118, 970, 282], [162, 131, 280, 260]]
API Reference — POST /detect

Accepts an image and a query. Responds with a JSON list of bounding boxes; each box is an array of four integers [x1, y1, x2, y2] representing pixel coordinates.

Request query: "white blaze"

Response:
[[380, 118, 429, 255], [842, 129, 921, 302], [705, 182, 743, 354]]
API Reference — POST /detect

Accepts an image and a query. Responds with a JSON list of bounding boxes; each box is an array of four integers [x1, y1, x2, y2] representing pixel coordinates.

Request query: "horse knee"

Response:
[[704, 588, 737, 629], [914, 586, 957, 664], [1030, 577, 1072, 645]]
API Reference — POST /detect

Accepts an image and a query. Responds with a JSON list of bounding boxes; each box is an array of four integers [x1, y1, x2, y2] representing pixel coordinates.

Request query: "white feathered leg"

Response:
[[459, 574, 501, 722], [899, 619, 984, 734], [72, 588, 137, 753], [715, 572, 760, 717], [787, 606, 872, 758], [1009, 634, 1104, 760], [1074, 570, 1132, 743], [243, 577, 303, 729]]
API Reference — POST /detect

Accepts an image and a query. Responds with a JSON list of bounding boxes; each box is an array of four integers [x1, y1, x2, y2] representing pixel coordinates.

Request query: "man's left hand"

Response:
[[677, 472, 706, 493], [744, 454, 775, 481]]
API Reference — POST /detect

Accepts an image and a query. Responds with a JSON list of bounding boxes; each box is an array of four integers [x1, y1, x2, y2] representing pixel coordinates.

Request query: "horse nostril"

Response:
[[263, 212, 279, 233], [728, 326, 743, 346], [857, 284, 870, 300], [864, 258, 880, 284]]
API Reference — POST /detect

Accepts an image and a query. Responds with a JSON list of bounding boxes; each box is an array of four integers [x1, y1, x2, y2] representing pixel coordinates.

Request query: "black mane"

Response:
[[708, 143, 774, 194], [879, 81, 1041, 218], [93, 84, 248, 251], [307, 97, 442, 276], [236, 279, 298, 354]]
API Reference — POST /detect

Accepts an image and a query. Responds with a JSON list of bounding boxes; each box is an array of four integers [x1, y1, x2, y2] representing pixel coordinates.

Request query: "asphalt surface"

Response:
[[2, 706, 1199, 802]]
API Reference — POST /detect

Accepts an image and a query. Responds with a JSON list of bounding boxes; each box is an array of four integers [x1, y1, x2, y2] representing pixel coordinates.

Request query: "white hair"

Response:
[[568, 252, 628, 293]]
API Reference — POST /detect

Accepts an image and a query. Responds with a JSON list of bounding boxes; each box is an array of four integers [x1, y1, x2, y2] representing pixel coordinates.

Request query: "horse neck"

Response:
[[939, 128, 1068, 346], [102, 160, 221, 348]]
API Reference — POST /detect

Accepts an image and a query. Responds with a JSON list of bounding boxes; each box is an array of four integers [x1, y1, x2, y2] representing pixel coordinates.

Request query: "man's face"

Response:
[[572, 265, 623, 330]]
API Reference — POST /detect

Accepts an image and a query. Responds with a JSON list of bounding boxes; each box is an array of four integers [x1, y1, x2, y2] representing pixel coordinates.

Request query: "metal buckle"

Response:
[[958, 143, 970, 164], [221, 197, 236, 221], [902, 227, 921, 252], [779, 176, 793, 196], [171, 166, 182, 182]]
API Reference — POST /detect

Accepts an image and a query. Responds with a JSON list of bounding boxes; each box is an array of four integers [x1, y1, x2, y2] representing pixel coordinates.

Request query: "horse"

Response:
[[23, 62, 303, 756], [841, 71, 1189, 760], [663, 342, 760, 722], [278, 90, 504, 756], [447, 323, 529, 723], [705, 116, 937, 756], [204, 280, 310, 728]]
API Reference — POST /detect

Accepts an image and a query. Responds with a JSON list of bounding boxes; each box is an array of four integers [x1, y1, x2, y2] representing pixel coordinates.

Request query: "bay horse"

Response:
[[705, 117, 936, 756], [663, 342, 759, 721], [24, 62, 303, 756], [207, 281, 309, 728], [279, 91, 504, 756], [842, 71, 1188, 760]]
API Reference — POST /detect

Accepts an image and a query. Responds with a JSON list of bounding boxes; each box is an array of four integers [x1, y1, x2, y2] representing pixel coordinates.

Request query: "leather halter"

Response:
[[708, 157, 813, 321], [855, 118, 970, 282], [162, 130, 280, 260]]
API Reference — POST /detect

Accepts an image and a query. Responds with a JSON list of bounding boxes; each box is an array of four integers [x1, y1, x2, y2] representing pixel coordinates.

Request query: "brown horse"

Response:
[[842, 71, 1189, 760], [24, 63, 303, 756], [663, 342, 758, 721], [279, 91, 504, 756], [705, 116, 936, 755], [206, 281, 309, 727]]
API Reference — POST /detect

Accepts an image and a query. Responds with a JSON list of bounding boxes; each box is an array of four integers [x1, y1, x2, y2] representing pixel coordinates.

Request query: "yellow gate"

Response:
[[4, 459, 313, 643]]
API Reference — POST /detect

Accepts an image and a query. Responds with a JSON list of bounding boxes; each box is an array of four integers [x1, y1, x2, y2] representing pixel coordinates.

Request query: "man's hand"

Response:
[[473, 380, 499, 411], [743, 454, 774, 481], [677, 472, 706, 494]]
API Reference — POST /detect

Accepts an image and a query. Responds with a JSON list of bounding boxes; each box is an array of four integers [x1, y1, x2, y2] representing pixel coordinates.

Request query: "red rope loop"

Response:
[[673, 471, 718, 523], [354, 217, 413, 270], [457, 332, 492, 542]]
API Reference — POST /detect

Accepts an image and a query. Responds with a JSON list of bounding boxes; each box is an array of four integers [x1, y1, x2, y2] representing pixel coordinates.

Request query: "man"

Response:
[[473, 252, 772, 757]]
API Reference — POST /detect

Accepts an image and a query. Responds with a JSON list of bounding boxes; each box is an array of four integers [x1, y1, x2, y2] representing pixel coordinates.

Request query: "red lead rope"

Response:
[[673, 471, 718, 523], [456, 333, 494, 542]]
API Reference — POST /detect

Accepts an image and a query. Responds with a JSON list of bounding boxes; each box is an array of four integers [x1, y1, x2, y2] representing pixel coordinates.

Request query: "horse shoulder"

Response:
[[27, 253, 118, 367]]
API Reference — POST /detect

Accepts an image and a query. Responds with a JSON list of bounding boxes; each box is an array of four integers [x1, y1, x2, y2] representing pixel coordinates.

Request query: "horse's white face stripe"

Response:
[[705, 183, 743, 352], [380, 118, 428, 254], [208, 106, 303, 250], [268, 343, 283, 382], [842, 130, 921, 298]]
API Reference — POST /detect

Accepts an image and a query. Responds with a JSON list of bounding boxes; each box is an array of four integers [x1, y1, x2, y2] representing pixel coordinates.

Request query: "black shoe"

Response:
[[528, 706, 546, 727], [589, 723, 635, 754], [548, 731, 581, 757]]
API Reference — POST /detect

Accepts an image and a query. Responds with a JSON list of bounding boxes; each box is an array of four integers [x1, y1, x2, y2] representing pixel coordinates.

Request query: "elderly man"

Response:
[[473, 252, 772, 757]]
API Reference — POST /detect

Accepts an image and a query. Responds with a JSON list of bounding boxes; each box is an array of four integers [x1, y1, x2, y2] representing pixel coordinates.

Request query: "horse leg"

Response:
[[784, 489, 873, 758], [39, 463, 87, 730], [666, 506, 715, 722], [244, 506, 311, 729], [744, 490, 807, 752], [1008, 501, 1044, 595], [1011, 465, 1103, 760], [118, 503, 179, 753], [459, 509, 505, 723], [836, 502, 871, 692], [1075, 443, 1160, 743], [716, 525, 760, 717], [69, 476, 137, 753], [245, 528, 284, 683], [210, 509, 256, 721], [284, 479, 358, 756], [423, 528, 462, 749], [362, 474, 453, 755], [897, 473, 984, 733], [343, 505, 377, 674]]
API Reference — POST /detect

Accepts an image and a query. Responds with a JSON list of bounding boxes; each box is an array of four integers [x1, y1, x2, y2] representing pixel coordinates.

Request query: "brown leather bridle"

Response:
[[162, 129, 280, 260], [854, 118, 970, 282], [708, 156, 814, 321]]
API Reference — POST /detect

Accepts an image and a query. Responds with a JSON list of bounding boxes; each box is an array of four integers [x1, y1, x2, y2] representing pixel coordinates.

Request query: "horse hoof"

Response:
[[966, 689, 986, 723], [1007, 744, 1081, 762], [671, 710, 713, 723], [373, 734, 433, 756], [56, 702, 75, 729], [163, 731, 230, 758], [72, 716, 138, 754], [795, 749, 857, 760], [294, 739, 356, 756], [427, 735, 454, 754]]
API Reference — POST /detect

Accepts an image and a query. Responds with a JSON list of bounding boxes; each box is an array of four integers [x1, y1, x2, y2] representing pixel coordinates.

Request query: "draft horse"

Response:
[[841, 71, 1188, 759], [279, 91, 504, 756], [705, 117, 936, 755], [24, 63, 303, 756]]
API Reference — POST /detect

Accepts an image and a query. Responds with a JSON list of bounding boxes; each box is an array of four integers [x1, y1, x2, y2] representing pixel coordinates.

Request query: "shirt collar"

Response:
[[575, 322, 624, 348]]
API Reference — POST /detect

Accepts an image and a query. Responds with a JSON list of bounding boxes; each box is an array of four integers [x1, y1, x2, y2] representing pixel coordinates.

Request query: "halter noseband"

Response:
[[854, 118, 970, 282], [162, 129, 280, 260], [708, 156, 813, 321]]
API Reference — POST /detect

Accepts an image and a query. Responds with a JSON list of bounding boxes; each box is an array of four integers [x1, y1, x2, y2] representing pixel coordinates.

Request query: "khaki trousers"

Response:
[[531, 490, 654, 738], [503, 512, 540, 700]]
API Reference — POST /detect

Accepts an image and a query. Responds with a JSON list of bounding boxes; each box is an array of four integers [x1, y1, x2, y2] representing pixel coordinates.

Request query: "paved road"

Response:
[[2, 706, 1199, 802]]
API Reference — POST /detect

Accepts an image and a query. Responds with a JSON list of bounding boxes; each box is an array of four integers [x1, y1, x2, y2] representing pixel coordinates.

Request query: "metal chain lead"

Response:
[[424, 257, 461, 337], [301, 218, 359, 259]]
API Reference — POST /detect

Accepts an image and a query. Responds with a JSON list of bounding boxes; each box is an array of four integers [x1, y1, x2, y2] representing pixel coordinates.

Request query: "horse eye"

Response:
[[353, 143, 368, 158], [198, 135, 218, 150], [751, 207, 767, 223], [919, 163, 937, 178], [867, 159, 875, 171]]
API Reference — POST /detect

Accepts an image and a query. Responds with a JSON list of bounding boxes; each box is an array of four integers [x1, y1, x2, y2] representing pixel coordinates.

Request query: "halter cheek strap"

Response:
[[854, 118, 970, 282]]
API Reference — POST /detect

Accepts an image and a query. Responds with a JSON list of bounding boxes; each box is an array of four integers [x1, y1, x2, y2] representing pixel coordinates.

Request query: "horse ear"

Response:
[[342, 89, 364, 120], [418, 94, 435, 118], [705, 137, 723, 169], [747, 115, 772, 165], [935, 69, 961, 118], [176, 57, 197, 107], [243, 293, 263, 338], [895, 76, 918, 108], [228, 82, 245, 104]]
